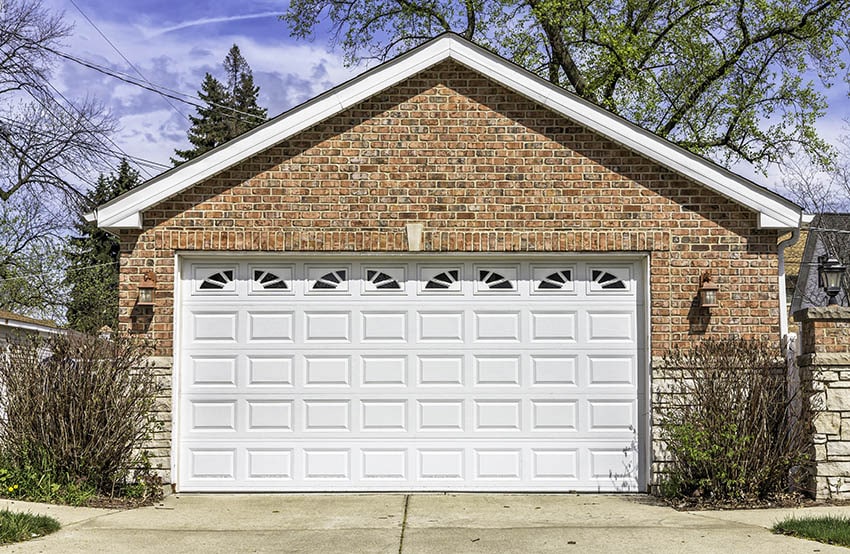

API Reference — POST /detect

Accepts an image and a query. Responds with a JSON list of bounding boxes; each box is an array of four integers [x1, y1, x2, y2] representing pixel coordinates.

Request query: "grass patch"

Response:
[[0, 509, 60, 545], [773, 515, 850, 547]]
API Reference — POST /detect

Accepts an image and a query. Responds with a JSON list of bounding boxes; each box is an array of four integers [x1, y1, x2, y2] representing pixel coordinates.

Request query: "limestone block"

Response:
[[815, 412, 842, 435], [828, 441, 850, 456], [815, 461, 850, 476], [815, 476, 830, 499], [815, 444, 827, 460], [827, 389, 850, 411], [820, 371, 840, 382]]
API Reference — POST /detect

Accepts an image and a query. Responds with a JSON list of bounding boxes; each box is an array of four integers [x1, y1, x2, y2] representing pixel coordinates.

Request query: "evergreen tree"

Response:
[[224, 45, 267, 139], [171, 73, 230, 164], [65, 159, 141, 333], [173, 45, 267, 164]]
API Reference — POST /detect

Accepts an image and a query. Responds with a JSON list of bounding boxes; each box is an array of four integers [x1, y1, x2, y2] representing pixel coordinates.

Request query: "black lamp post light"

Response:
[[818, 254, 847, 306]]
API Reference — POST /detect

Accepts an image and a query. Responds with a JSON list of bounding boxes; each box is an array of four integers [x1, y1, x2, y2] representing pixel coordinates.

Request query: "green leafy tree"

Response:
[[0, 194, 66, 322], [172, 45, 267, 164], [282, 0, 849, 169], [65, 159, 141, 333]]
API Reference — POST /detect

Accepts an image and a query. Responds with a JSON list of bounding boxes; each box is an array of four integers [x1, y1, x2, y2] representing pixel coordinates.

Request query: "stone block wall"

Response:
[[795, 306, 850, 499]]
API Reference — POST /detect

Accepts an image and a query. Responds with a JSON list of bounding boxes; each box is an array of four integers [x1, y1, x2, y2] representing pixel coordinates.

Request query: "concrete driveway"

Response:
[[1, 493, 848, 553]]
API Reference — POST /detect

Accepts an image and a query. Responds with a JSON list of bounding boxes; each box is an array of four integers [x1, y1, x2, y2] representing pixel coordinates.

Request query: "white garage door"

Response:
[[177, 257, 644, 492]]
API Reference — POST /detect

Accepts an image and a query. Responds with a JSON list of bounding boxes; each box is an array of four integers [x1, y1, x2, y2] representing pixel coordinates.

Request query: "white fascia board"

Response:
[[1, 319, 62, 335], [445, 40, 801, 229], [95, 34, 800, 231]]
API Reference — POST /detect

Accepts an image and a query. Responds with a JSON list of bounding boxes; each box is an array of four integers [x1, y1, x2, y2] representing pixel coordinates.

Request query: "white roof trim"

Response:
[[0, 317, 62, 335], [91, 34, 801, 231]]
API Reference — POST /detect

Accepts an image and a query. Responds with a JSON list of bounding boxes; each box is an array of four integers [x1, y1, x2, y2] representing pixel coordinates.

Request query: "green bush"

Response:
[[657, 338, 812, 501], [0, 333, 162, 502]]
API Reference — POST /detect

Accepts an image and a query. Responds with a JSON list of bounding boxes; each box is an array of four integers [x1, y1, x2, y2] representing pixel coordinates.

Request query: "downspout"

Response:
[[777, 217, 804, 340]]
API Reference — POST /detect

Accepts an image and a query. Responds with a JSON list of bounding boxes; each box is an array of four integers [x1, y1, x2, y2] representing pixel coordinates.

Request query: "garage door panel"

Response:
[[179, 441, 638, 490], [586, 311, 635, 342], [417, 356, 464, 386], [247, 400, 293, 431], [418, 312, 464, 342], [190, 312, 238, 342], [188, 356, 237, 387], [246, 449, 293, 480], [531, 355, 577, 386], [247, 356, 294, 386], [247, 311, 294, 342], [530, 312, 576, 341], [304, 312, 350, 342], [587, 355, 636, 386], [360, 311, 408, 342], [179, 258, 643, 492], [474, 311, 521, 341], [361, 355, 408, 386], [474, 356, 521, 386], [304, 356, 351, 386]]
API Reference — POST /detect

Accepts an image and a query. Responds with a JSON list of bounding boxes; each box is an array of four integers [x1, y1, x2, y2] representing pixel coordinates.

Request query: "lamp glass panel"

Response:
[[825, 270, 842, 290], [139, 288, 153, 304]]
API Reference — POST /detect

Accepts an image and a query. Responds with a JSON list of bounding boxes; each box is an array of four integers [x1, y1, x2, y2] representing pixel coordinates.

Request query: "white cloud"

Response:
[[42, 0, 360, 183], [148, 12, 285, 37]]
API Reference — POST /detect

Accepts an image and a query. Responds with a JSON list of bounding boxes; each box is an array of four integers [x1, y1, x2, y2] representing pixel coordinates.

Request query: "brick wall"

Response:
[[117, 60, 783, 481]]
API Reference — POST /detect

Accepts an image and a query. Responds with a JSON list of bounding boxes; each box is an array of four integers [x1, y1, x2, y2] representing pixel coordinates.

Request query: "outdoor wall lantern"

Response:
[[818, 254, 846, 306], [699, 271, 719, 309], [137, 272, 157, 306]]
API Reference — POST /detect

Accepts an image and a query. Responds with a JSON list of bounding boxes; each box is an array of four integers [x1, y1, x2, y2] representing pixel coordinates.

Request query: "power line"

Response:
[[0, 114, 169, 171], [0, 117, 100, 192], [42, 80, 155, 179], [0, 43, 155, 180], [68, 0, 190, 124], [23, 36, 267, 124], [808, 226, 850, 235], [0, 261, 119, 285]]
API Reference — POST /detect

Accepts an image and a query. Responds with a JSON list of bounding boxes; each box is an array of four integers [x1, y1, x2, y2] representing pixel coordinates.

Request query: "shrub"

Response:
[[657, 338, 812, 501], [0, 332, 161, 500]]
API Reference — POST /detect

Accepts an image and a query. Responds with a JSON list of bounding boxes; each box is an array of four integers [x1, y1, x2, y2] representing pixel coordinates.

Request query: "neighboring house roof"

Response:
[[791, 213, 850, 312], [87, 33, 803, 232], [0, 310, 61, 335]]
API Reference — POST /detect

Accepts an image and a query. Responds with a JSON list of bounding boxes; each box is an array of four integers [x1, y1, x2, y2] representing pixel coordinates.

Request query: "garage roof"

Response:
[[89, 33, 803, 232]]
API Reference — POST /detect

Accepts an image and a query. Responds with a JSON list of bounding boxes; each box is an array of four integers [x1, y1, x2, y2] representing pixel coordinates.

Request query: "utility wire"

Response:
[[42, 80, 155, 179], [808, 226, 850, 235], [0, 115, 169, 171], [0, 43, 155, 180], [68, 0, 190, 124], [16, 34, 268, 124], [0, 116, 100, 192], [0, 260, 119, 284]]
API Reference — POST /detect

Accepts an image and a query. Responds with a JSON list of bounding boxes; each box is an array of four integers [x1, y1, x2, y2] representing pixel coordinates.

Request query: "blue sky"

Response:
[[44, 0, 850, 191], [46, 0, 360, 179]]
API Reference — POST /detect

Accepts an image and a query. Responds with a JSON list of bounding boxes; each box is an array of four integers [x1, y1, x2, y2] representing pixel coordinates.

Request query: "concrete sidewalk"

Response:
[[1, 493, 848, 553]]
